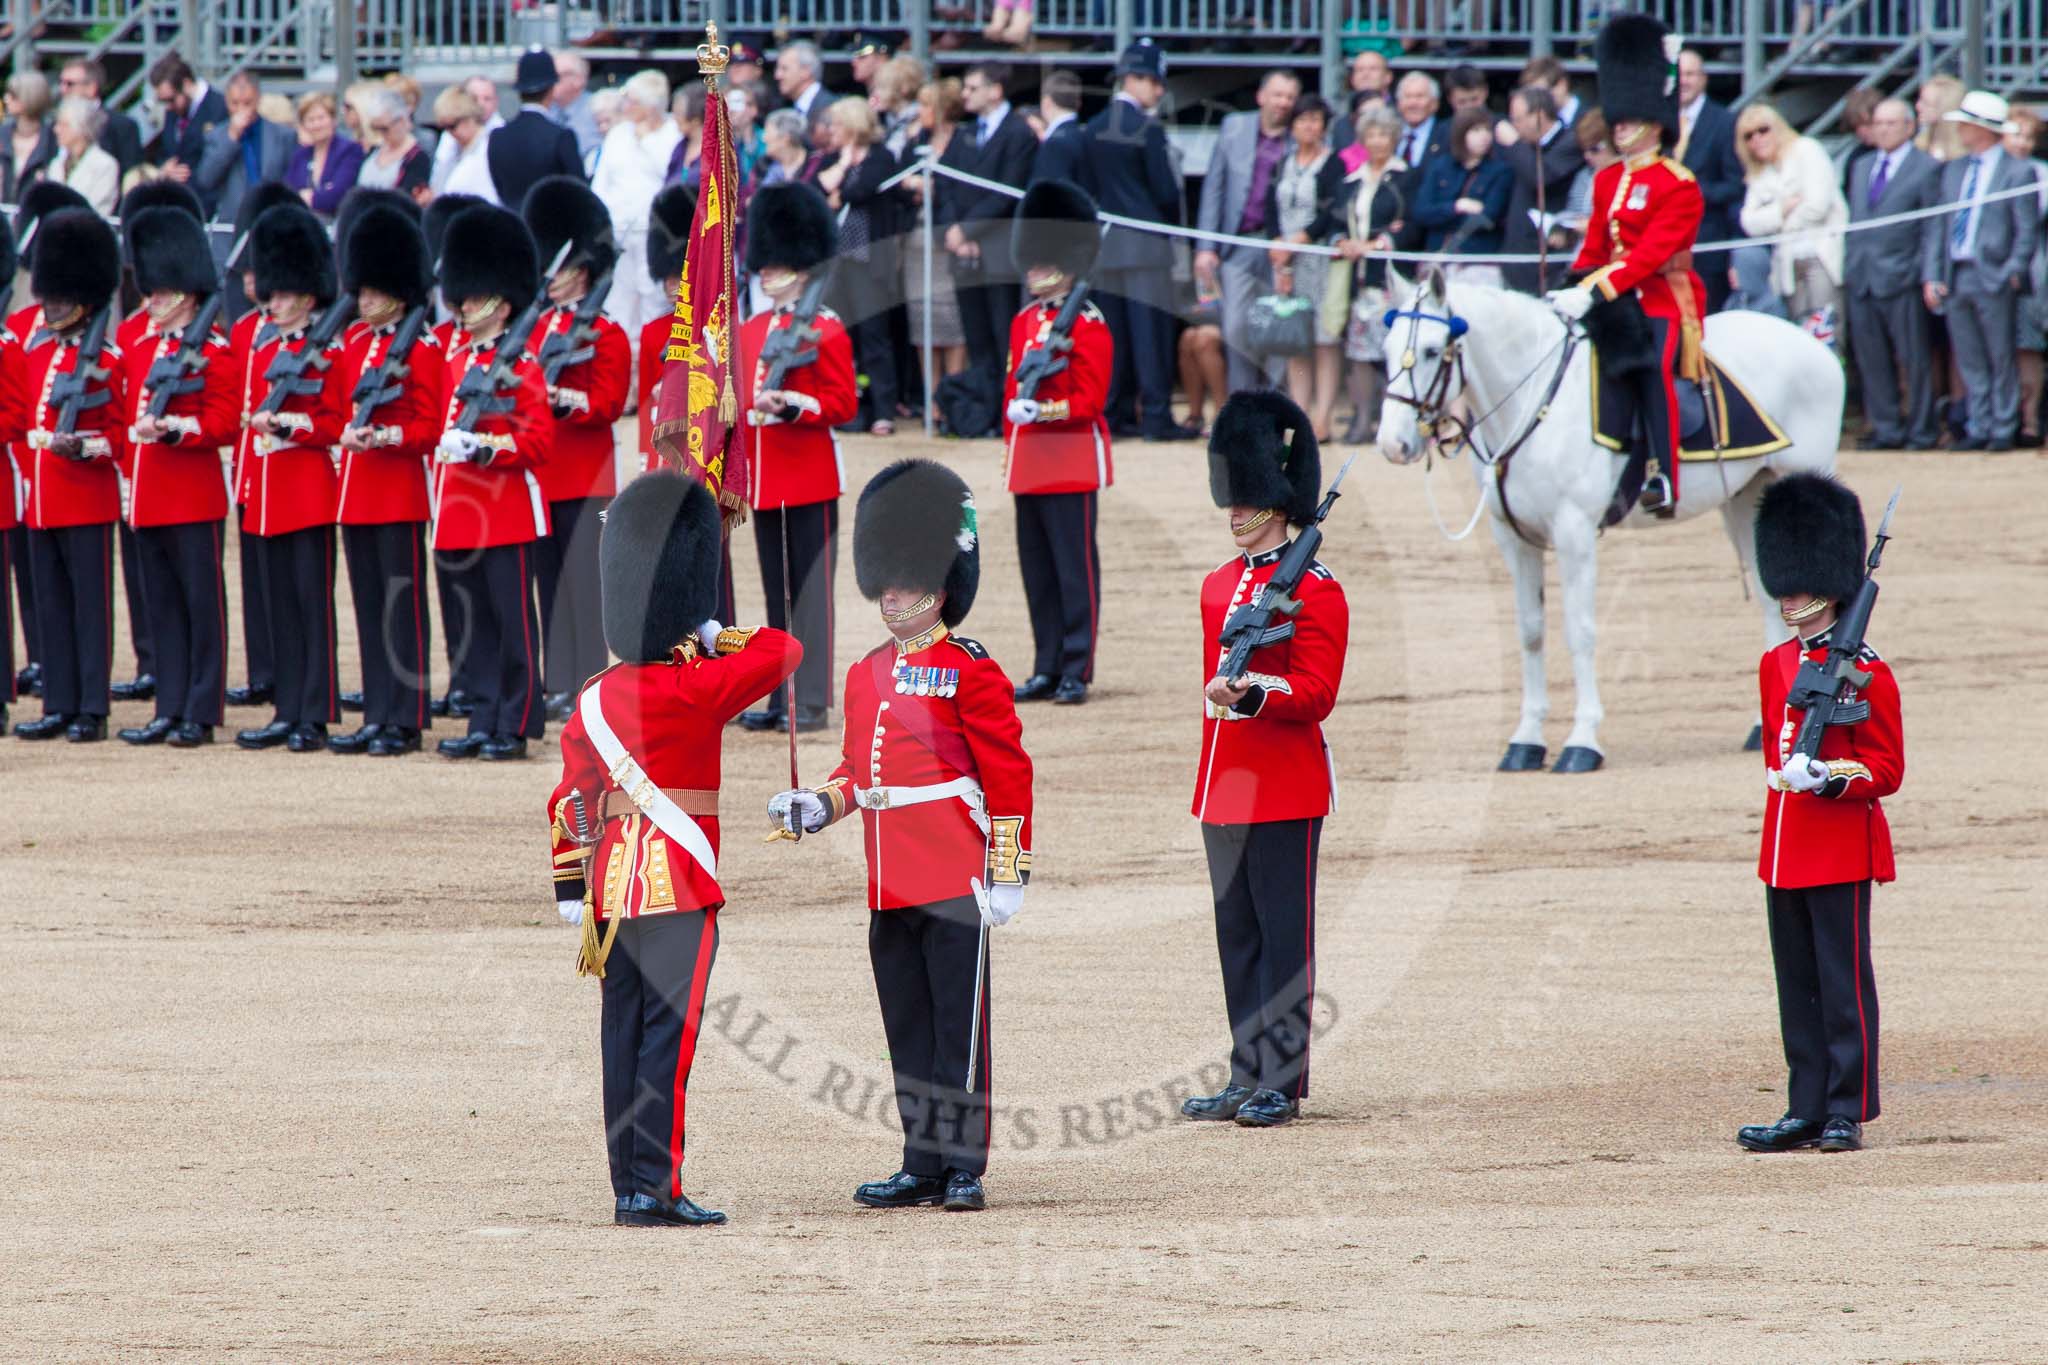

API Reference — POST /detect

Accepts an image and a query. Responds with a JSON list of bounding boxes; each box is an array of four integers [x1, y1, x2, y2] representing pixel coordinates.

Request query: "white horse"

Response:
[[1375, 269, 1843, 772]]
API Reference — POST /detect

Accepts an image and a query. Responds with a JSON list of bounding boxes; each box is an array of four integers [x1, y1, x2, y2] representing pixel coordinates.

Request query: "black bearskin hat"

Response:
[[523, 174, 619, 279], [422, 192, 484, 265], [250, 204, 337, 303], [128, 206, 220, 297], [30, 209, 121, 314], [15, 181, 90, 267], [1594, 12, 1679, 143], [600, 471, 724, 662], [333, 186, 421, 263], [1209, 390, 1322, 525], [1754, 474, 1867, 604], [744, 181, 836, 275], [853, 460, 981, 628], [646, 184, 697, 284], [342, 203, 432, 310], [121, 178, 204, 226], [1010, 178, 1100, 280], [232, 180, 302, 245], [439, 204, 539, 316]]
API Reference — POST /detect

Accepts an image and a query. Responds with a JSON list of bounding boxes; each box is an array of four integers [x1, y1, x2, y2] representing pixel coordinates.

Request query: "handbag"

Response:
[[1246, 290, 1316, 358]]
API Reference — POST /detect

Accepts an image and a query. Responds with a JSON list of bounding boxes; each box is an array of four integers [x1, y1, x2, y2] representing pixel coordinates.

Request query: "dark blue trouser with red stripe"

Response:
[[28, 523, 114, 719], [869, 895, 992, 1178], [1203, 816, 1322, 1101], [1767, 880, 1880, 1124], [341, 521, 432, 733], [136, 519, 227, 727], [1015, 491, 1099, 685], [437, 542, 542, 740], [600, 908, 720, 1202]]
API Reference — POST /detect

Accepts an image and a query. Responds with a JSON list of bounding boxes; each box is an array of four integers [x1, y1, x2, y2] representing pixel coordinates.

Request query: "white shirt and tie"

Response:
[[1949, 145, 2003, 263], [1398, 116, 1433, 168], [977, 100, 1012, 149]]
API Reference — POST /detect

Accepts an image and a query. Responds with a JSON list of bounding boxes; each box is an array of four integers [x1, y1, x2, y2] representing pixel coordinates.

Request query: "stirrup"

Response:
[[1638, 472, 1673, 514]]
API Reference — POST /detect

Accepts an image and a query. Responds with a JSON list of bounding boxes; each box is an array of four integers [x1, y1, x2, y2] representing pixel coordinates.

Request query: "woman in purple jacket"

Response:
[[283, 91, 365, 220]]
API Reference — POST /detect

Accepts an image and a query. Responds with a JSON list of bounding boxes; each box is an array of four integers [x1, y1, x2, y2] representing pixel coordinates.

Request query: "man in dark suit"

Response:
[[1392, 72, 1446, 175], [1078, 41, 1196, 441], [194, 72, 296, 226], [488, 47, 586, 210], [1843, 99, 1942, 450], [938, 61, 1039, 388], [59, 59, 141, 177], [1921, 92, 2041, 451], [1499, 85, 1582, 294], [144, 53, 227, 183], [1032, 69, 1086, 185], [1675, 49, 1745, 314]]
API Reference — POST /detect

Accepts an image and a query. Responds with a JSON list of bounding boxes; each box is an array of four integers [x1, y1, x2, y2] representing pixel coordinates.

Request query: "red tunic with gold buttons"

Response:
[[336, 320, 445, 525], [118, 321, 240, 528], [736, 304, 857, 510], [431, 335, 555, 551], [528, 304, 630, 502], [813, 624, 1035, 910], [238, 324, 352, 537], [1192, 545, 1350, 825], [636, 312, 668, 475], [1001, 295, 1114, 495], [21, 325, 128, 530], [548, 626, 803, 919], [1572, 151, 1707, 381], [1758, 633, 1905, 890]]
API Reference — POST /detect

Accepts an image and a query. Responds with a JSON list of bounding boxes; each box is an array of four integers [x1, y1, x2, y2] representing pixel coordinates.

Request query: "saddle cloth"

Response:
[[1591, 349, 1793, 463]]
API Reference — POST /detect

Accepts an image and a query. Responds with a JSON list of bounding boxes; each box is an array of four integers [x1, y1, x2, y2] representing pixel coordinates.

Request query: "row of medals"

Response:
[[893, 662, 961, 698]]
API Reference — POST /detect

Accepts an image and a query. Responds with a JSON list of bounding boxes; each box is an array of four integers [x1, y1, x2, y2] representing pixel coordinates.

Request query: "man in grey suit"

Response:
[[1922, 92, 2041, 451], [1846, 99, 1942, 449], [1195, 69, 1301, 393], [195, 72, 296, 225]]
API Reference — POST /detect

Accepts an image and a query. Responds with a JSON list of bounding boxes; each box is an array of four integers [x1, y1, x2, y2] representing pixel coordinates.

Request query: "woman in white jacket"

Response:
[[1735, 103, 1848, 338], [592, 69, 682, 351]]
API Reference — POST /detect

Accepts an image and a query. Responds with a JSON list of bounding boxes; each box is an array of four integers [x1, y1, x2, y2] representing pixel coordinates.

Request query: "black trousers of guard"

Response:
[[1, 530, 14, 704], [1014, 490, 1099, 684], [116, 520, 156, 681], [751, 498, 837, 715], [870, 896, 992, 1178], [8, 525, 38, 667], [1097, 264, 1178, 435], [135, 519, 227, 727], [1767, 880, 1881, 1124], [437, 541, 543, 739], [600, 908, 720, 1202], [534, 496, 609, 697], [235, 508, 273, 691], [257, 525, 340, 729], [1203, 817, 1323, 1099], [28, 523, 113, 719], [340, 521, 432, 732], [435, 550, 477, 702]]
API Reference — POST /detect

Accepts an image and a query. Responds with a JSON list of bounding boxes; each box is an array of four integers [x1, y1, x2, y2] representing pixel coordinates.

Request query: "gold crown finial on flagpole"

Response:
[[697, 21, 730, 78]]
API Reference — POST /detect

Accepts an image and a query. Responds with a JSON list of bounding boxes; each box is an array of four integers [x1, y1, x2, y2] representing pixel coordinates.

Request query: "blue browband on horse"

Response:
[[1383, 308, 1470, 337]]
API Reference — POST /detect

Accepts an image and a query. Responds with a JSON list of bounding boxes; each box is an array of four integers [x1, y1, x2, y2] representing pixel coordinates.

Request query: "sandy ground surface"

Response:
[[4, 429, 2046, 1362]]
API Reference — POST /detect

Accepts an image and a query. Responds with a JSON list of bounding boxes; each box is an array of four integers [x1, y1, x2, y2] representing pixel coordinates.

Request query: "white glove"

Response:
[[437, 429, 481, 463], [767, 788, 828, 834], [1546, 286, 1594, 320], [697, 619, 722, 653], [557, 897, 584, 926], [971, 876, 1024, 928], [1781, 753, 1829, 793], [1005, 397, 1040, 425]]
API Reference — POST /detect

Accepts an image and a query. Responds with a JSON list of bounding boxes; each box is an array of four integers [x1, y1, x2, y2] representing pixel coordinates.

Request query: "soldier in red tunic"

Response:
[[431, 204, 557, 762], [113, 207, 240, 748], [549, 471, 802, 1227], [1549, 12, 1703, 518], [769, 460, 1034, 1213], [1739, 475, 1904, 1156], [1181, 392, 1349, 1129], [13, 210, 128, 743], [418, 191, 487, 722], [234, 204, 353, 753], [329, 203, 445, 756], [523, 176, 632, 719], [1003, 179, 1112, 707], [634, 185, 695, 480], [736, 182, 858, 735]]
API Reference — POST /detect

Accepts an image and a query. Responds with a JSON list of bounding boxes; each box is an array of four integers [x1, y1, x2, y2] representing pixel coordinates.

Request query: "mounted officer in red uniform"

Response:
[[1548, 11, 1705, 519]]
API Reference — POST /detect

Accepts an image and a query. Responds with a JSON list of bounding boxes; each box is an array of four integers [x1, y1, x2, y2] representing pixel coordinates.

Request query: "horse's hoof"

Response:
[[1498, 743, 1547, 772], [1552, 746, 1605, 774], [1742, 723, 1763, 752]]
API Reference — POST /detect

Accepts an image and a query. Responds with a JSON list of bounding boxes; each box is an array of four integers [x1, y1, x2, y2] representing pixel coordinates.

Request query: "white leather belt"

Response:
[[854, 776, 981, 813]]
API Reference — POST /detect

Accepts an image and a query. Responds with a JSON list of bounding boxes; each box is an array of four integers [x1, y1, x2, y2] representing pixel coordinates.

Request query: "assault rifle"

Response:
[[1215, 451, 1357, 687], [1784, 487, 1901, 765], [255, 294, 358, 416], [348, 305, 431, 429], [49, 305, 116, 439], [1012, 279, 1091, 403], [144, 292, 227, 420], [451, 241, 574, 432], [537, 266, 615, 388], [758, 269, 832, 392]]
